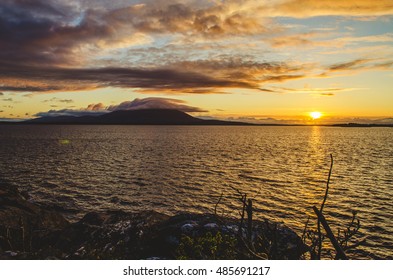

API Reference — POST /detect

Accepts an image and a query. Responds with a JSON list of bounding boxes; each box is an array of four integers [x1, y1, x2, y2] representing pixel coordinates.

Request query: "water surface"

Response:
[[0, 125, 392, 259]]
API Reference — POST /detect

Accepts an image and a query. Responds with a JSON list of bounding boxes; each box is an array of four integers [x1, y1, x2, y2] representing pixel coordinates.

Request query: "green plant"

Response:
[[176, 231, 237, 260]]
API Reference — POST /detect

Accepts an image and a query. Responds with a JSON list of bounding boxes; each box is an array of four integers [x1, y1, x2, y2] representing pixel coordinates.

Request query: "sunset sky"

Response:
[[0, 0, 392, 124]]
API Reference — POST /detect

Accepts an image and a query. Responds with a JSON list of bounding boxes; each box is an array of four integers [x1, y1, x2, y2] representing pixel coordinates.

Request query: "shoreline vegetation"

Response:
[[0, 156, 365, 260], [0, 182, 304, 260]]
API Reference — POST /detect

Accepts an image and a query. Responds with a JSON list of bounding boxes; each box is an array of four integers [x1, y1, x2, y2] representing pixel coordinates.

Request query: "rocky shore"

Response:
[[0, 183, 306, 259]]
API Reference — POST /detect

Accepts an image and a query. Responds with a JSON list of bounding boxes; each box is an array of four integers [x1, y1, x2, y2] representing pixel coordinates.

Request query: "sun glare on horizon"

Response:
[[310, 111, 322, 120]]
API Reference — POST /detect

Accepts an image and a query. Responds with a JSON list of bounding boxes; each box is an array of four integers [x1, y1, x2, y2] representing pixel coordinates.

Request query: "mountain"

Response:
[[25, 109, 252, 125]]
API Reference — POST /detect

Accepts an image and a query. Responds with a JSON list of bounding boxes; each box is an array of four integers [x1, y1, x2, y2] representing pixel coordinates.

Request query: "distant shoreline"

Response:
[[1, 109, 392, 127], [1, 122, 392, 127]]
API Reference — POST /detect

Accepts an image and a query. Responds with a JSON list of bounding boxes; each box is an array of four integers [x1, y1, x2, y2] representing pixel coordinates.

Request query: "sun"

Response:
[[310, 111, 322, 120]]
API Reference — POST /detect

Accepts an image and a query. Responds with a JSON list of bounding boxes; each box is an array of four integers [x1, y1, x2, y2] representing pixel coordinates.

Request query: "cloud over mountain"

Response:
[[106, 98, 207, 112], [35, 97, 207, 117]]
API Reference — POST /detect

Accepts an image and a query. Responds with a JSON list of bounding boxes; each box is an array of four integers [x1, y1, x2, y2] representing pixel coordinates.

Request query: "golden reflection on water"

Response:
[[303, 126, 327, 207], [308, 126, 322, 154]]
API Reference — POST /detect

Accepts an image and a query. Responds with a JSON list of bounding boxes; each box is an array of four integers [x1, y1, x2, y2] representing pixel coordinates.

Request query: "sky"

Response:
[[0, 0, 392, 124]]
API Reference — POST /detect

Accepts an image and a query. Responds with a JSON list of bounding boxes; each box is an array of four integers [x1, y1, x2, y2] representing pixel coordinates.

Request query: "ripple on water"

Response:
[[0, 125, 392, 259]]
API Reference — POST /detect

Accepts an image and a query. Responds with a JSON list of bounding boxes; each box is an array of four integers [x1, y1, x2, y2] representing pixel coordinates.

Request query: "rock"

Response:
[[181, 223, 196, 233], [203, 223, 218, 230], [5, 251, 18, 257], [223, 224, 239, 234]]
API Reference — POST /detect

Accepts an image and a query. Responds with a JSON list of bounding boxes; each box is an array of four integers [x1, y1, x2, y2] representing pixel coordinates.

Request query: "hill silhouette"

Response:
[[25, 109, 251, 125]]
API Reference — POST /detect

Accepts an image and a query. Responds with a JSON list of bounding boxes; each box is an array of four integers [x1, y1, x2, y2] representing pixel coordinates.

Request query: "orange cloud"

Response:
[[106, 1, 270, 38], [273, 0, 393, 17], [327, 58, 393, 72]]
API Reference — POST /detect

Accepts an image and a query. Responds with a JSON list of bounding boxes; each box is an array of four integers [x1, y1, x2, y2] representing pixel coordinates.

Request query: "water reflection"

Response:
[[0, 125, 392, 259]]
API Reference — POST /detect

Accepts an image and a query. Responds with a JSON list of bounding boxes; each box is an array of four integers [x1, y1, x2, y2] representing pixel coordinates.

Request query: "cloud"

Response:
[[106, 97, 207, 112], [1, 0, 392, 70], [268, 32, 336, 49], [0, 63, 259, 94], [0, 1, 157, 68], [111, 1, 271, 38], [0, 0, 273, 69], [0, 56, 310, 94], [329, 59, 372, 71], [34, 97, 207, 117], [43, 97, 74, 103], [35, 109, 106, 118], [272, 0, 393, 17], [269, 32, 393, 50], [319, 93, 335, 96], [0, 0, 81, 66], [264, 86, 363, 96], [325, 58, 393, 75], [59, 99, 74, 103], [162, 58, 308, 90], [86, 103, 106, 111], [1, 0, 391, 100], [338, 33, 393, 44], [269, 34, 316, 48]]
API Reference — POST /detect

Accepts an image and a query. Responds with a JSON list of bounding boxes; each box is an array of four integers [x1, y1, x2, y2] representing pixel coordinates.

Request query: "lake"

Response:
[[0, 125, 392, 259]]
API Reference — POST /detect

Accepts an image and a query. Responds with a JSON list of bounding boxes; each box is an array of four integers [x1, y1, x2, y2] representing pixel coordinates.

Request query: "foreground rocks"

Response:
[[0, 184, 306, 259]]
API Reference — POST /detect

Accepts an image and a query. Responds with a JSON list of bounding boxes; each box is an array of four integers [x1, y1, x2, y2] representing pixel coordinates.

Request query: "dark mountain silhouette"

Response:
[[25, 109, 252, 125]]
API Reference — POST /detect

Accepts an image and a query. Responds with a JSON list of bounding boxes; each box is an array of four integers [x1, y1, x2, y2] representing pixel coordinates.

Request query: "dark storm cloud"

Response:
[[0, 0, 81, 66], [0, 63, 259, 93]]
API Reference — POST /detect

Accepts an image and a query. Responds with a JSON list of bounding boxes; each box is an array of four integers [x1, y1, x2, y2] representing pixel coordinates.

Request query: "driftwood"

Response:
[[317, 154, 334, 259], [313, 206, 347, 260], [303, 154, 361, 259]]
